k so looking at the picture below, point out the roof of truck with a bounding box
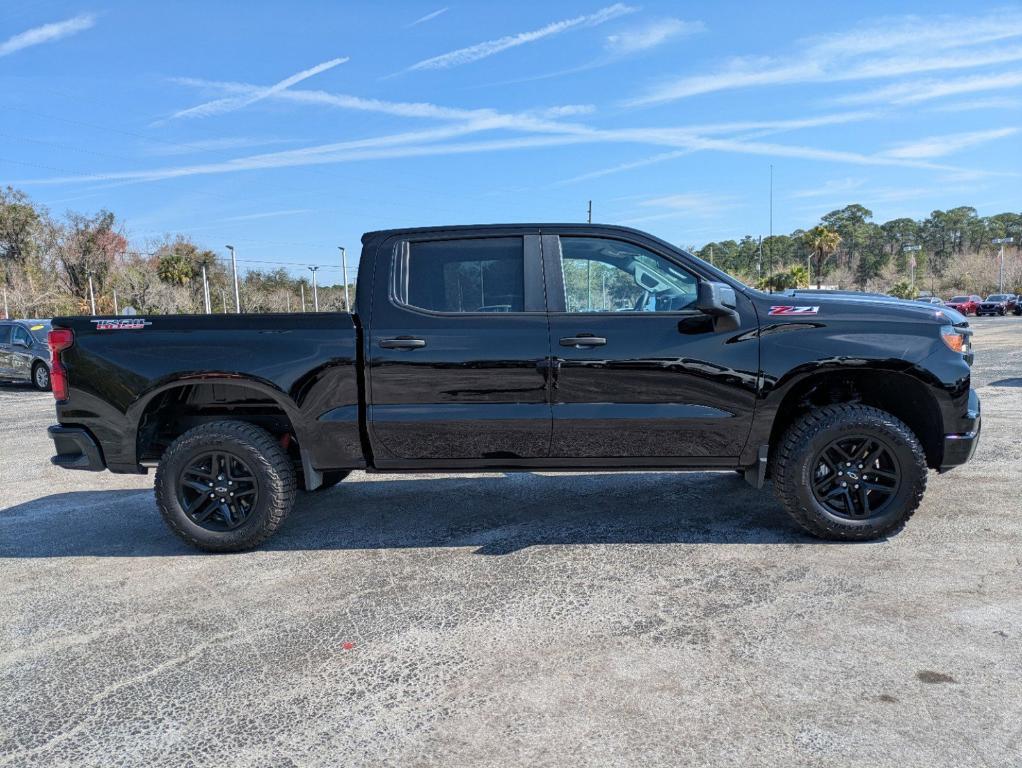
[361,223,656,242]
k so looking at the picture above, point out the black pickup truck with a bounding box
[46,224,980,551]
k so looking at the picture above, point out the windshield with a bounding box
[949,296,968,303]
[27,321,50,342]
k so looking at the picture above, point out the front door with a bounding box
[367,231,552,464]
[542,232,759,461]
[10,325,34,381]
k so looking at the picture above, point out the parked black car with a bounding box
[0,319,52,390]
[976,294,1018,316]
[45,225,980,551]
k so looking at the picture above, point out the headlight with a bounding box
[940,325,972,356]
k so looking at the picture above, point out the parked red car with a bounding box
[946,295,982,315]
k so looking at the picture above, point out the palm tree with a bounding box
[803,226,842,288]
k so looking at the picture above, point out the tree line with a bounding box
[2,185,1020,318]
[693,203,1022,296]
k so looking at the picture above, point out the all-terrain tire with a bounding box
[773,404,927,541]
[155,420,296,552]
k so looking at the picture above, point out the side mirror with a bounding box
[695,281,740,331]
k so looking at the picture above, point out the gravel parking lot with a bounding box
[2,317,1021,767]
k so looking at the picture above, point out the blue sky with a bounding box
[2,1,1021,280]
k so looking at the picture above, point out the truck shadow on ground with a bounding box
[0,472,835,558]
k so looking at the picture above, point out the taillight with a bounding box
[48,329,74,401]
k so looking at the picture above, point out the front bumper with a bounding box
[48,425,106,471]
[938,389,981,472]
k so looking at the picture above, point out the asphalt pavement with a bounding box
[1,317,1021,767]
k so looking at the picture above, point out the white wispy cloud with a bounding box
[0,13,96,57]
[627,9,1022,105]
[17,115,990,188]
[835,71,1022,106]
[145,137,298,156]
[404,3,635,71]
[160,58,348,122]
[220,209,314,222]
[882,127,1018,159]
[407,7,448,27]
[790,178,865,199]
[605,18,703,55]
[929,97,1020,113]
[620,193,736,225]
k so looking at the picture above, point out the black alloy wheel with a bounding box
[176,450,260,532]
[810,436,900,520]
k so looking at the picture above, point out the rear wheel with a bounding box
[32,362,50,391]
[155,420,296,552]
[773,404,926,541]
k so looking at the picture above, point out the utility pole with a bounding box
[221,290,227,314]
[757,236,763,277]
[339,246,350,312]
[903,244,921,287]
[2,286,8,319]
[993,237,1014,292]
[201,265,211,314]
[113,289,119,315]
[587,200,592,224]
[300,283,306,312]
[286,294,291,313]
[226,245,240,313]
[87,272,96,315]
[709,244,714,265]
[768,164,774,277]
[308,266,320,311]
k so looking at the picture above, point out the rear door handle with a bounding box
[379,337,427,350]
[559,335,607,348]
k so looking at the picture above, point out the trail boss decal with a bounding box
[91,318,152,330]
[769,305,820,316]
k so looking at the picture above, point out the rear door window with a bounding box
[0,325,11,344]
[398,237,525,313]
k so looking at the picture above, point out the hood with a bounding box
[765,289,968,326]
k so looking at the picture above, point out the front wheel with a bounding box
[155,420,296,552]
[773,404,927,541]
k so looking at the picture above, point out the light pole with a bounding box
[300,283,306,312]
[226,245,240,313]
[113,289,119,315]
[993,237,1014,293]
[308,266,320,311]
[87,272,96,315]
[2,286,8,319]
[903,244,922,287]
[201,265,211,314]
[338,246,350,312]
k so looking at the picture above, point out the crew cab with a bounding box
[46,224,981,551]
[976,294,1018,316]
[946,295,981,315]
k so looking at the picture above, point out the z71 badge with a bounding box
[91,318,152,330]
[769,305,819,316]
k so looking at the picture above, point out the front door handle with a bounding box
[559,335,607,348]
[379,337,427,350]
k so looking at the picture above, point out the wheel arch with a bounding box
[129,376,307,465]
[765,368,944,469]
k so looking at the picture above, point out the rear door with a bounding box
[542,231,760,462]
[366,230,552,464]
[0,323,12,378]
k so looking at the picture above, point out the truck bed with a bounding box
[51,313,362,474]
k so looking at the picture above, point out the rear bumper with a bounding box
[938,389,981,472]
[48,425,106,471]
